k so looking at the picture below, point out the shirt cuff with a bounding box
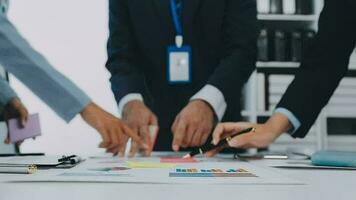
[274,107,301,135]
[118,93,144,117]
[190,84,227,121]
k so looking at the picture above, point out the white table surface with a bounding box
[1,154,355,200]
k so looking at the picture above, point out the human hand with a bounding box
[171,100,215,151]
[206,113,292,157]
[80,102,145,156]
[122,100,158,157]
[4,97,29,145]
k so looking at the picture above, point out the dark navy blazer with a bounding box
[106,0,258,150]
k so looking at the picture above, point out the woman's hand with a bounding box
[206,113,292,157]
[81,102,147,156]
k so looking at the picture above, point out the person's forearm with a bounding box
[275,0,356,138]
[107,0,147,106]
[265,112,293,138]
[207,0,257,107]
[0,14,91,122]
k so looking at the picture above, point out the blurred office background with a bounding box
[1,0,356,155]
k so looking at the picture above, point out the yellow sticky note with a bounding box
[126,161,176,169]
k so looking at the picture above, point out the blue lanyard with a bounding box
[169,0,184,47]
[169,0,182,36]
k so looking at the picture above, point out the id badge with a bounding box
[167,45,192,84]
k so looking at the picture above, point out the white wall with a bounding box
[7,0,115,155]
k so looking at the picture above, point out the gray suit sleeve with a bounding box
[0,75,17,106]
[0,14,91,122]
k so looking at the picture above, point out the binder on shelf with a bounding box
[282,0,296,15]
[257,28,269,61]
[270,0,283,14]
[257,29,314,63]
[257,0,270,14]
[296,0,314,15]
[274,30,288,61]
[290,30,302,62]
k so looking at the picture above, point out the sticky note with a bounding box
[8,113,41,143]
[126,161,176,169]
[160,157,198,163]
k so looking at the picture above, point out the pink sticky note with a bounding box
[8,113,41,143]
[160,157,198,163]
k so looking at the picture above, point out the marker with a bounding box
[183,127,256,158]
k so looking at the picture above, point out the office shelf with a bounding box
[257,14,318,21]
[256,61,300,68]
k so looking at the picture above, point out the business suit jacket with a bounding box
[277,0,356,138]
[106,0,258,150]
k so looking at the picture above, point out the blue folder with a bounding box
[311,151,356,168]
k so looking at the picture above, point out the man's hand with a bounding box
[206,113,292,157]
[122,100,158,157]
[80,102,145,156]
[4,97,29,145]
[171,100,215,151]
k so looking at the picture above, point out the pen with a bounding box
[0,165,37,174]
[183,127,256,158]
[67,156,82,164]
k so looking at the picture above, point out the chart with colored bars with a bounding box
[169,168,257,177]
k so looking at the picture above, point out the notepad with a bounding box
[8,113,41,143]
[311,150,356,168]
